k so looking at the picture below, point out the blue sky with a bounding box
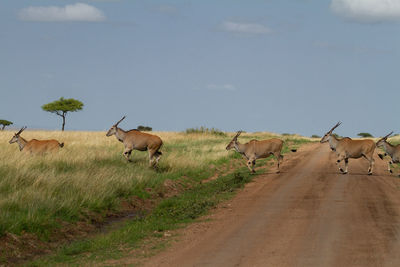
[1,0,399,137]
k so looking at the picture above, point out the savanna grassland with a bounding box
[388,135,400,145]
[0,130,312,265]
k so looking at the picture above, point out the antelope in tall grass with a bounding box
[376,131,400,177]
[320,122,376,175]
[226,131,296,173]
[9,127,64,153]
[106,116,163,167]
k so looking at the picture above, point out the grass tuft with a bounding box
[185,126,227,137]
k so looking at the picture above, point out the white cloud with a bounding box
[220,21,271,34]
[18,3,106,22]
[206,84,237,91]
[331,0,400,23]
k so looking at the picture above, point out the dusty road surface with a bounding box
[124,143,400,267]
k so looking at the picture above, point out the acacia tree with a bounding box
[137,125,152,131]
[0,119,13,130]
[357,132,373,138]
[42,97,84,131]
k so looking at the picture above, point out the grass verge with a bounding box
[29,169,255,266]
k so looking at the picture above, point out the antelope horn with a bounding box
[329,121,341,133]
[234,130,242,140]
[382,131,393,141]
[16,126,26,135]
[114,116,126,127]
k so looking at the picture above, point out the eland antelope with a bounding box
[320,122,376,175]
[376,131,400,177]
[106,116,163,167]
[9,127,64,153]
[226,131,296,173]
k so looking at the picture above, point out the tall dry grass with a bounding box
[0,130,309,238]
[387,135,400,145]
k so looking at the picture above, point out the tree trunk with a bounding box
[62,113,66,131]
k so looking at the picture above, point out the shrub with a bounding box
[311,135,321,138]
[185,127,226,137]
[357,132,373,138]
[137,125,152,131]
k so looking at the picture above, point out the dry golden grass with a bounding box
[0,129,310,238]
[388,135,400,144]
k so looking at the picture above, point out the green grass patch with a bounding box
[30,169,254,266]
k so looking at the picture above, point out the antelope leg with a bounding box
[274,152,282,173]
[367,158,374,175]
[343,158,349,174]
[337,155,346,173]
[247,159,256,173]
[123,149,132,162]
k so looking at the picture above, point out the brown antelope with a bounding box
[376,131,400,177]
[9,126,64,153]
[106,116,163,166]
[226,131,296,173]
[320,122,376,175]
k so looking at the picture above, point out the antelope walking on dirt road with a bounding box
[376,131,400,177]
[106,116,163,167]
[320,122,376,175]
[226,131,296,173]
[9,127,64,153]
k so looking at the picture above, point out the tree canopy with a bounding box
[357,132,373,138]
[137,125,152,131]
[42,97,84,131]
[42,97,83,114]
[0,119,13,130]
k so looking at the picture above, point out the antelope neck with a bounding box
[382,141,395,156]
[16,136,28,151]
[328,134,339,150]
[234,141,246,154]
[115,127,128,142]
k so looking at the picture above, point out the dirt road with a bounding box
[138,143,400,266]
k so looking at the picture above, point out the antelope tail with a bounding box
[59,142,64,148]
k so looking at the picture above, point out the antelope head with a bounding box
[9,126,26,144]
[320,122,341,143]
[106,116,126,136]
[376,131,393,148]
[226,131,242,150]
